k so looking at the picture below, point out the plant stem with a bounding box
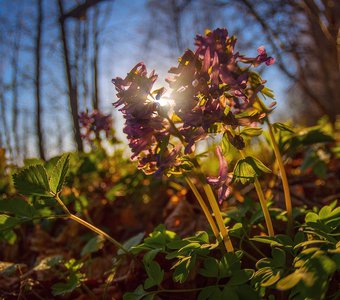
[266,118,293,232]
[54,194,129,254]
[166,117,233,251]
[185,176,220,239]
[238,149,275,236]
[202,182,234,253]
[253,178,275,236]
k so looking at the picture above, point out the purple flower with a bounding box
[239,46,275,67]
[207,146,232,204]
[166,28,275,153]
[79,110,113,141]
[112,63,182,174]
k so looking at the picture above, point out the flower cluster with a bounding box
[79,110,113,141]
[113,28,274,202]
[112,63,181,174]
[167,28,274,154]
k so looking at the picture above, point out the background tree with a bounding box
[35,0,46,160]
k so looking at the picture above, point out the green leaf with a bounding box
[276,272,303,290]
[233,156,271,184]
[305,212,319,223]
[142,249,163,288]
[272,122,294,133]
[198,286,222,300]
[240,127,263,138]
[198,257,219,278]
[221,132,231,155]
[319,205,333,220]
[123,285,150,300]
[251,236,283,247]
[0,215,22,231]
[13,165,51,197]
[52,272,82,296]
[261,270,281,287]
[222,286,239,300]
[144,261,164,288]
[299,129,334,145]
[228,269,254,285]
[229,223,243,237]
[81,236,105,256]
[294,239,333,249]
[0,198,36,218]
[173,255,196,283]
[23,158,44,166]
[118,232,145,255]
[49,154,70,194]
[261,86,275,98]
[271,248,286,268]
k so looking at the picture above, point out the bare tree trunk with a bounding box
[0,89,13,160]
[58,0,83,152]
[92,6,100,110]
[22,108,29,160]
[81,20,89,109]
[35,0,45,160]
[11,17,21,161]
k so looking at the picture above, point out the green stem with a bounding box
[266,119,293,233]
[54,194,129,254]
[166,117,233,251]
[185,176,220,239]
[253,178,275,236]
[202,182,234,253]
[238,149,275,236]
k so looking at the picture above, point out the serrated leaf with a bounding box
[81,235,105,256]
[0,198,36,218]
[13,165,51,197]
[49,154,70,195]
[23,158,44,166]
[233,156,271,184]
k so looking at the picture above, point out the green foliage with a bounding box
[12,153,70,197]
[80,235,105,256]
[233,156,271,184]
[52,259,84,296]
[13,165,51,197]
[240,127,263,138]
[48,154,70,194]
